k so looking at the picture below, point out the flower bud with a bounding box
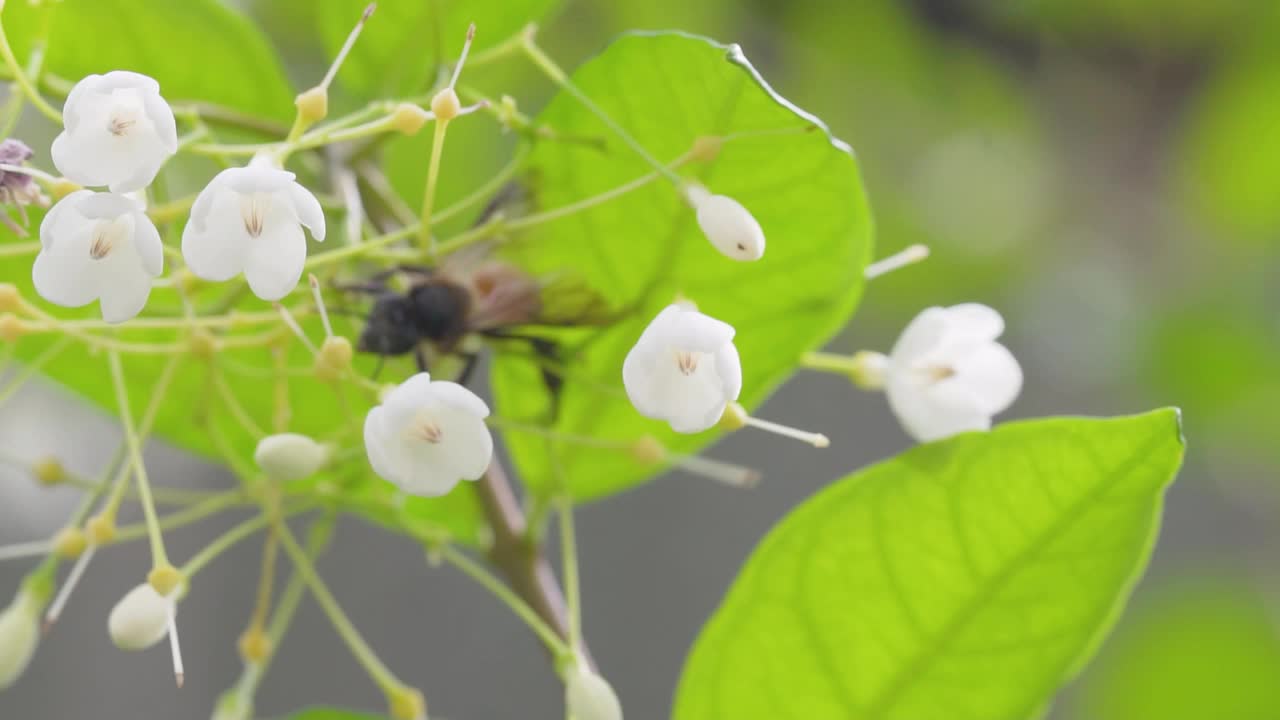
[0,588,41,689]
[237,628,272,663]
[52,528,87,559]
[86,514,116,545]
[108,582,172,651]
[0,313,27,342]
[295,87,329,125]
[254,433,329,481]
[683,183,765,262]
[389,103,431,135]
[565,665,623,720]
[314,335,354,381]
[387,685,426,720]
[0,283,19,312]
[430,88,462,121]
[32,456,66,486]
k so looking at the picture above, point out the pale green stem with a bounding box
[110,491,246,544]
[0,8,60,122]
[417,118,450,253]
[106,349,170,567]
[800,351,859,374]
[275,519,404,693]
[436,544,572,661]
[101,353,181,519]
[0,336,72,407]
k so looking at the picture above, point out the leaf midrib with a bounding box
[857,429,1169,720]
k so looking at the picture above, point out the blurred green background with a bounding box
[4,0,1280,717]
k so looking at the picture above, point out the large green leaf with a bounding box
[491,32,873,500]
[1,0,293,118]
[315,0,561,97]
[1069,576,1280,720]
[674,410,1184,720]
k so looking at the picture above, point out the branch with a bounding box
[474,458,595,670]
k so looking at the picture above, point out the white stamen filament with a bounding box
[168,608,185,688]
[241,193,270,238]
[449,23,477,89]
[44,544,96,631]
[308,275,334,338]
[414,419,443,444]
[865,244,930,280]
[89,219,125,260]
[107,114,137,137]
[0,539,53,562]
[322,3,377,90]
[674,350,700,375]
[673,453,761,488]
[274,303,318,355]
[742,415,830,448]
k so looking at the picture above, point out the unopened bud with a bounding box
[0,283,19,312]
[497,94,520,129]
[683,183,765,262]
[565,664,623,720]
[188,329,220,359]
[688,135,722,163]
[630,436,666,465]
[295,86,329,125]
[52,528,87,559]
[87,514,116,545]
[0,588,41,689]
[430,87,461,121]
[31,456,66,485]
[0,313,27,342]
[108,582,172,651]
[314,335,353,381]
[389,103,431,135]
[387,685,426,720]
[148,564,185,597]
[254,433,329,481]
[237,628,272,663]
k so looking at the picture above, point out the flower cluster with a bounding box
[30,71,326,323]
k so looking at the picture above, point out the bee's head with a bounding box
[358,294,422,356]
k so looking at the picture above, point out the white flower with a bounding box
[181,164,326,301]
[683,184,764,261]
[33,190,163,323]
[363,372,494,497]
[883,303,1022,442]
[51,71,177,193]
[0,588,40,690]
[622,304,742,433]
[565,665,623,720]
[254,433,330,481]
[108,583,173,651]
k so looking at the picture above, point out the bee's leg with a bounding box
[455,351,482,387]
[414,346,430,374]
[370,354,386,381]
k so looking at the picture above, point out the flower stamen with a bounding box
[241,193,270,238]
[674,349,700,375]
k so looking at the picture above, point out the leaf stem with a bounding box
[0,8,60,123]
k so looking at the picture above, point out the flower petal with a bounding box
[943,303,1005,343]
[132,211,164,277]
[889,306,949,364]
[952,342,1022,415]
[428,380,491,419]
[289,181,326,242]
[32,243,99,308]
[886,373,991,442]
[182,189,252,282]
[143,92,178,154]
[364,407,404,484]
[243,222,306,300]
[98,268,154,323]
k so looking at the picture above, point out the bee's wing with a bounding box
[526,274,618,327]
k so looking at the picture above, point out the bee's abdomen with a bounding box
[409,281,472,342]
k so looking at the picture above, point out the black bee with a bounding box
[343,244,617,391]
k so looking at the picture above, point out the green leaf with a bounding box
[491,32,873,500]
[673,410,1185,720]
[1069,575,1280,720]
[315,0,561,97]
[1,0,293,118]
